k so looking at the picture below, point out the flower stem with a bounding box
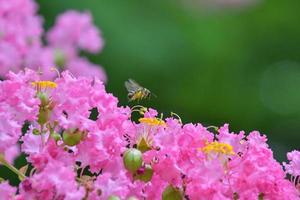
[0,154,26,181]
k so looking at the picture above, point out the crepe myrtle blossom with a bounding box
[0,69,299,200]
[0,0,106,81]
[284,150,300,190]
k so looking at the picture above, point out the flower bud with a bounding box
[134,165,153,182]
[123,148,143,173]
[32,128,40,135]
[108,195,120,200]
[62,128,83,146]
[162,185,183,200]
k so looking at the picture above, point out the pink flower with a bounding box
[0,181,16,200]
[0,114,21,153]
[67,57,107,81]
[152,155,182,185]
[284,150,300,177]
[227,131,299,199]
[217,124,245,152]
[0,69,39,153]
[0,69,299,199]
[0,0,43,76]
[21,132,74,170]
[47,10,104,53]
[89,172,131,200]
[0,1,106,80]
[0,42,22,74]
[142,174,167,199]
[19,161,85,200]
[3,145,19,164]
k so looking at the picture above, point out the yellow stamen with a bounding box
[201,141,235,156]
[31,81,57,89]
[139,117,166,127]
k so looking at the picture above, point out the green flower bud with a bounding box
[134,165,153,182]
[32,128,40,135]
[123,148,143,172]
[108,195,120,200]
[62,128,83,146]
[162,185,183,200]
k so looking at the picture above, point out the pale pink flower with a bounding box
[47,10,104,53]
[4,145,19,164]
[0,1,106,80]
[284,150,300,177]
[90,172,131,200]
[19,161,85,200]
[0,181,16,200]
[67,57,107,81]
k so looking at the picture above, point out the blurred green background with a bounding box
[35,0,300,161]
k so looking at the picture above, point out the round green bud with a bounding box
[62,129,83,146]
[108,195,120,200]
[123,148,143,173]
[32,128,40,135]
[134,165,153,182]
[162,185,183,200]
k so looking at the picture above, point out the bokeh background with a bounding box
[34,0,300,161]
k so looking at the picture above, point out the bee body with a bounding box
[125,79,151,101]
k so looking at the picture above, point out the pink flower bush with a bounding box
[0,0,106,81]
[0,68,299,200]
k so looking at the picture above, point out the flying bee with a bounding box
[125,79,152,101]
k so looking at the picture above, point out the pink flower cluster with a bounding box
[0,0,106,81]
[0,69,299,200]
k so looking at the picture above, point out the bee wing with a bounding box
[125,79,142,93]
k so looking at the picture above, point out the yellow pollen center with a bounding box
[139,117,166,127]
[201,141,235,156]
[31,81,57,89]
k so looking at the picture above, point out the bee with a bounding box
[125,79,151,101]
